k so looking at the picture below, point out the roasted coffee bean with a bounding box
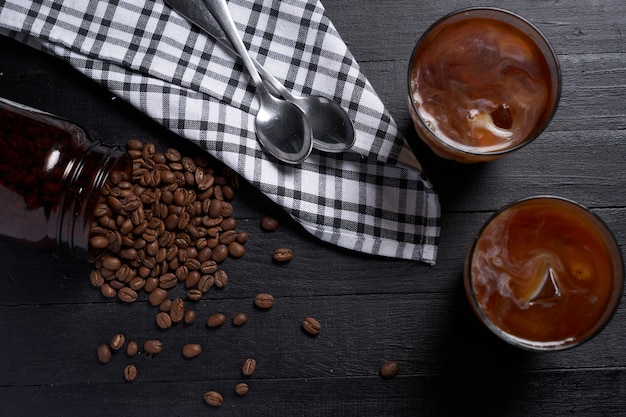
[228,241,245,258]
[236,231,249,244]
[129,276,146,291]
[208,199,222,218]
[214,270,228,288]
[380,360,400,379]
[170,297,185,323]
[100,283,117,298]
[102,255,122,271]
[156,311,172,329]
[222,184,236,201]
[97,343,112,364]
[144,277,159,292]
[109,279,125,290]
[273,248,293,263]
[220,201,233,217]
[143,339,163,354]
[118,287,138,303]
[220,217,237,231]
[182,343,202,358]
[184,309,197,325]
[185,270,201,289]
[124,364,138,382]
[185,258,201,271]
[200,260,218,274]
[219,229,237,245]
[242,358,256,376]
[235,383,249,396]
[90,270,105,288]
[197,274,214,293]
[126,341,139,357]
[148,288,168,306]
[203,390,223,407]
[187,288,203,301]
[89,235,109,249]
[254,293,275,309]
[110,333,126,350]
[159,298,173,313]
[302,317,322,335]
[260,215,279,231]
[206,313,227,328]
[232,312,248,327]
[127,139,143,150]
[159,272,177,289]
[211,244,229,263]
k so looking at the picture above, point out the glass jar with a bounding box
[0,97,130,259]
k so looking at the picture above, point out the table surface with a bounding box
[2,1,626,416]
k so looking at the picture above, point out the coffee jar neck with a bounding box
[0,97,129,260]
[55,141,128,259]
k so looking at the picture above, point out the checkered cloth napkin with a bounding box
[0,0,440,263]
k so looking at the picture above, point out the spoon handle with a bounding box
[202,0,266,90]
[164,0,291,98]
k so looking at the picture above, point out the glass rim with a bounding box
[464,195,624,351]
[407,7,563,158]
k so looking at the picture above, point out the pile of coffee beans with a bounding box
[87,139,395,409]
[88,139,246,326]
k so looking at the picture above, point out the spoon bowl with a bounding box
[202,0,312,164]
[255,88,313,162]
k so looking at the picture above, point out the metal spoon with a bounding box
[196,0,312,164]
[164,0,355,153]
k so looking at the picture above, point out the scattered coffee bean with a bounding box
[97,343,112,364]
[110,333,126,350]
[159,298,173,313]
[228,241,245,258]
[182,343,202,358]
[156,311,172,329]
[148,288,168,306]
[242,358,257,376]
[186,288,203,301]
[206,313,227,328]
[169,297,185,323]
[184,309,196,325]
[302,317,322,336]
[214,270,228,288]
[254,293,275,309]
[235,382,249,396]
[143,339,164,354]
[232,312,248,327]
[273,247,293,263]
[380,360,400,379]
[126,341,139,357]
[203,390,223,407]
[124,364,138,382]
[260,215,279,231]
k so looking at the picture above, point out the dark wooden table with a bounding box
[2,1,626,416]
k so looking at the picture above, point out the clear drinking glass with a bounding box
[464,196,623,350]
[407,8,561,163]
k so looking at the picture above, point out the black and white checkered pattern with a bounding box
[0,0,441,263]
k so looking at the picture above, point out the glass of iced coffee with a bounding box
[408,8,561,162]
[464,196,623,350]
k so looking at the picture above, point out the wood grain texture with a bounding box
[1,0,626,416]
